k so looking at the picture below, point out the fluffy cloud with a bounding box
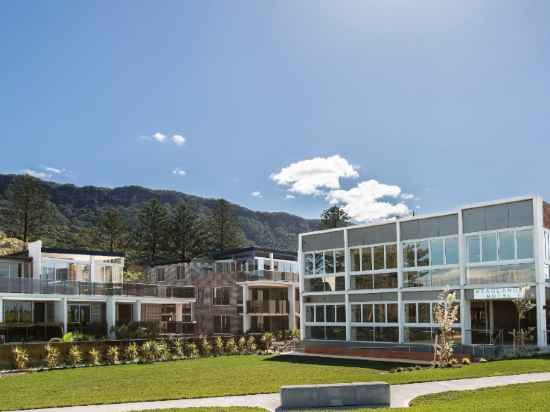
[271,155,358,195]
[44,166,64,175]
[22,166,69,181]
[401,193,415,200]
[152,132,166,142]
[172,134,186,146]
[22,169,50,179]
[172,168,187,176]
[285,194,295,200]
[326,179,410,222]
[251,191,263,198]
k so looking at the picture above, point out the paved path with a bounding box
[16,372,550,412]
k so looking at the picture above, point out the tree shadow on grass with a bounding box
[263,354,409,372]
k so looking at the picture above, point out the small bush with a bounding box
[173,338,185,358]
[88,347,102,366]
[157,342,171,361]
[125,342,139,362]
[448,358,459,366]
[225,337,237,354]
[68,345,82,367]
[214,336,224,356]
[261,332,274,351]
[237,336,247,354]
[200,336,212,357]
[13,346,30,369]
[106,346,120,365]
[246,336,257,353]
[185,342,199,358]
[141,341,158,363]
[45,344,60,369]
[462,357,471,365]
[62,332,74,343]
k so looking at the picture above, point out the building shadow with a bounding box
[263,354,407,371]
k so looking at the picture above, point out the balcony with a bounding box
[237,270,299,283]
[0,278,195,299]
[247,299,289,315]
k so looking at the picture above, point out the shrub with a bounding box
[225,337,237,354]
[462,357,471,365]
[141,341,158,363]
[13,346,30,369]
[68,345,82,367]
[45,344,60,369]
[261,332,274,351]
[62,332,74,343]
[157,342,171,361]
[246,336,257,353]
[214,336,224,356]
[173,338,185,358]
[185,342,199,358]
[125,342,139,363]
[237,336,247,354]
[291,329,300,339]
[88,347,102,366]
[200,336,212,356]
[448,358,459,367]
[106,346,120,364]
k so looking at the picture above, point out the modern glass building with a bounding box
[299,196,550,354]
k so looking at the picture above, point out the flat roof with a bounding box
[42,247,125,258]
[212,247,297,261]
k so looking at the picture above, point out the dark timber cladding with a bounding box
[462,199,533,233]
[400,214,458,241]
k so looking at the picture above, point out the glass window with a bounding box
[430,239,444,266]
[386,244,397,269]
[373,272,398,289]
[405,303,417,323]
[324,251,335,274]
[481,233,497,262]
[363,304,373,323]
[315,306,325,323]
[335,250,345,273]
[375,304,386,323]
[326,305,335,322]
[304,253,314,275]
[314,253,324,275]
[403,243,416,268]
[0,263,9,278]
[468,236,481,263]
[387,304,398,323]
[351,274,372,290]
[445,237,459,265]
[351,304,362,322]
[336,305,346,323]
[498,231,515,261]
[306,306,314,322]
[517,229,534,259]
[351,249,361,272]
[373,246,385,270]
[417,241,429,267]
[403,271,420,288]
[418,303,431,323]
[361,247,372,271]
[212,287,231,305]
[335,276,346,291]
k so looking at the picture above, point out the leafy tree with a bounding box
[168,202,208,261]
[134,199,168,265]
[5,175,52,242]
[0,231,24,256]
[320,206,351,229]
[96,207,127,252]
[208,199,246,253]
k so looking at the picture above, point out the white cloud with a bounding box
[326,179,411,223]
[172,168,187,176]
[271,155,359,195]
[172,134,186,146]
[22,169,50,179]
[285,194,295,200]
[401,193,415,200]
[251,191,263,198]
[153,132,166,142]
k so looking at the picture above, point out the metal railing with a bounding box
[235,270,299,283]
[0,278,195,299]
[247,300,289,314]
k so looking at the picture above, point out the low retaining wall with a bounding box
[281,382,390,408]
[303,344,435,363]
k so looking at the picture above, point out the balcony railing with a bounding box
[247,299,289,314]
[0,278,195,299]
[237,270,299,283]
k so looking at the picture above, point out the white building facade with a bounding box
[299,196,550,351]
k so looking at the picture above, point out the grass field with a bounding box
[1,355,550,411]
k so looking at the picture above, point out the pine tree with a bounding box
[168,202,208,261]
[320,206,351,229]
[208,199,246,253]
[97,207,127,252]
[135,199,168,265]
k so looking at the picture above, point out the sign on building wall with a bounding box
[473,287,522,300]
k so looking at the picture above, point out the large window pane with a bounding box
[326,305,335,322]
[468,236,481,263]
[335,276,346,291]
[430,239,444,266]
[314,252,324,275]
[386,244,397,269]
[373,273,398,289]
[417,241,429,267]
[315,306,325,323]
[324,251,335,274]
[403,243,416,268]
[351,304,362,322]
[0,263,9,278]
[351,274,372,290]
[445,237,459,264]
[387,304,398,323]
[375,304,386,323]
[306,306,314,322]
[373,246,385,270]
[405,303,417,323]
[335,250,345,273]
[351,249,361,272]
[336,305,346,322]
[352,327,374,341]
[481,233,497,262]
[418,303,431,323]
[361,247,372,271]
[363,304,373,323]
[517,230,534,259]
[498,231,515,261]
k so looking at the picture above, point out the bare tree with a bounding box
[433,289,460,367]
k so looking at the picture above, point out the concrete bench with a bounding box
[280,382,390,409]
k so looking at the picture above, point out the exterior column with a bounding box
[396,221,404,343]
[458,206,468,346]
[242,285,251,333]
[536,285,546,347]
[90,256,96,283]
[106,298,116,337]
[534,197,547,347]
[0,298,3,323]
[344,228,351,342]
[175,303,183,322]
[461,292,471,344]
[298,234,305,340]
[61,298,68,334]
[133,301,142,322]
[288,284,296,331]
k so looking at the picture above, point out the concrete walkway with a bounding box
[16,372,550,412]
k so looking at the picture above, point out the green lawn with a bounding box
[135,381,550,411]
[2,355,550,411]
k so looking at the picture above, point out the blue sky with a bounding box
[2,1,550,221]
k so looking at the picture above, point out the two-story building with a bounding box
[298,196,550,357]
[148,247,300,335]
[0,241,195,342]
